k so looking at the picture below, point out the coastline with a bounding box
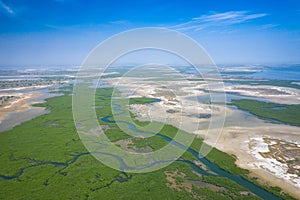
[125,77,300,199]
[205,125,300,198]
[0,87,60,132]
[132,102,300,198]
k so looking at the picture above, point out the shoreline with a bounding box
[122,76,300,198]
[0,88,60,132]
[205,125,300,198]
[131,102,300,198]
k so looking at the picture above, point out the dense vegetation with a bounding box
[0,87,295,199]
[231,99,300,126]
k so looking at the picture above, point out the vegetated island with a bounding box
[231,99,300,126]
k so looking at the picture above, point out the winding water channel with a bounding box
[101,101,282,200]
[0,100,282,199]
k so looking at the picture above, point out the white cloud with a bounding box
[0,0,15,15]
[171,11,268,32]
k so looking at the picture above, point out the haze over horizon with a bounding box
[0,0,299,66]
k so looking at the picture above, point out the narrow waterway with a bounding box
[100,101,282,200]
[0,99,282,199]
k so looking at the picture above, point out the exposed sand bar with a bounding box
[206,125,300,198]
[117,76,300,198]
[0,88,60,132]
[0,107,49,132]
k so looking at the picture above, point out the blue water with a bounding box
[226,65,300,81]
[188,93,271,104]
[99,102,282,200]
[255,66,300,80]
[271,106,286,110]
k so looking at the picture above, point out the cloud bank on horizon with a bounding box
[0,0,299,66]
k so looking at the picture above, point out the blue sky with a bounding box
[0,0,299,66]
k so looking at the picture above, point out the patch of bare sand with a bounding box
[164,169,227,198]
[109,76,300,198]
[0,92,40,121]
[114,138,153,153]
[201,125,300,198]
[130,100,300,198]
[222,85,300,104]
[0,90,51,132]
[0,84,55,91]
